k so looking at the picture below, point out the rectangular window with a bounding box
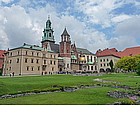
[31,59,34,63]
[26,51,28,55]
[91,66,93,70]
[54,55,56,58]
[10,52,12,56]
[87,56,89,62]
[10,60,12,64]
[88,66,90,70]
[18,51,20,55]
[26,66,29,71]
[52,67,54,71]
[32,52,34,56]
[43,53,45,57]
[54,61,56,65]
[101,64,102,67]
[103,59,105,62]
[95,66,97,70]
[104,64,106,67]
[107,58,109,61]
[31,67,34,71]
[67,64,69,68]
[37,52,39,56]
[100,59,102,62]
[25,58,28,63]
[36,59,39,64]
[107,63,109,66]
[38,66,40,71]
[9,67,11,71]
[91,56,93,62]
[50,60,52,65]
[44,60,46,64]
[17,58,19,63]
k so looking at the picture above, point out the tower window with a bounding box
[49,33,51,37]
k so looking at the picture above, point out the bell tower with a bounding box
[42,16,55,48]
[59,27,71,57]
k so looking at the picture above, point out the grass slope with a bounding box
[0,87,117,105]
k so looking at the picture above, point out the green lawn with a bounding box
[0,73,140,105]
[0,75,96,95]
[0,87,117,105]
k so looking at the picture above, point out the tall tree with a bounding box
[109,60,114,72]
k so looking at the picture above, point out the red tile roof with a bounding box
[0,50,6,69]
[0,50,5,59]
[118,46,140,58]
[96,46,140,58]
[96,48,120,58]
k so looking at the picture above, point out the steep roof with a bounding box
[49,42,59,53]
[61,28,70,36]
[77,48,94,55]
[96,48,120,58]
[118,46,140,57]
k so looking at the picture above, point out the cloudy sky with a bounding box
[0,0,140,53]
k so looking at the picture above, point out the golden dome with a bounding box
[79,57,86,61]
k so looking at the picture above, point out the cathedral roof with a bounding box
[61,28,70,36]
[77,48,94,55]
[49,42,59,53]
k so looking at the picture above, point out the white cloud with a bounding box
[115,16,140,38]
[75,0,127,28]
[0,3,109,52]
[109,36,137,50]
[112,14,131,23]
[0,0,140,52]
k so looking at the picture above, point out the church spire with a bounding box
[61,27,71,42]
[42,16,55,43]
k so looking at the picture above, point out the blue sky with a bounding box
[0,0,140,52]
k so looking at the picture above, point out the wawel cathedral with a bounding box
[3,17,98,76]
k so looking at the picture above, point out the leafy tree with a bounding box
[136,61,140,76]
[115,56,137,72]
[109,60,114,72]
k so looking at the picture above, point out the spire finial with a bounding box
[48,15,50,20]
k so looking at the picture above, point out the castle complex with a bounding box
[2,17,98,76]
[1,17,140,76]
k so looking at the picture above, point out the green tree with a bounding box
[136,61,140,76]
[115,56,138,72]
[109,60,114,72]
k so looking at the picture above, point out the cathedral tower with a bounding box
[59,27,71,58]
[41,16,55,48]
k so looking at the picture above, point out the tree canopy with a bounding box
[115,55,140,74]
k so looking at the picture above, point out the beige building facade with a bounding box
[3,44,58,76]
[97,55,120,72]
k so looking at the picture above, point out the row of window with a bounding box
[87,66,97,71]
[8,58,56,65]
[100,58,109,62]
[26,66,40,71]
[9,51,56,58]
[100,63,109,67]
